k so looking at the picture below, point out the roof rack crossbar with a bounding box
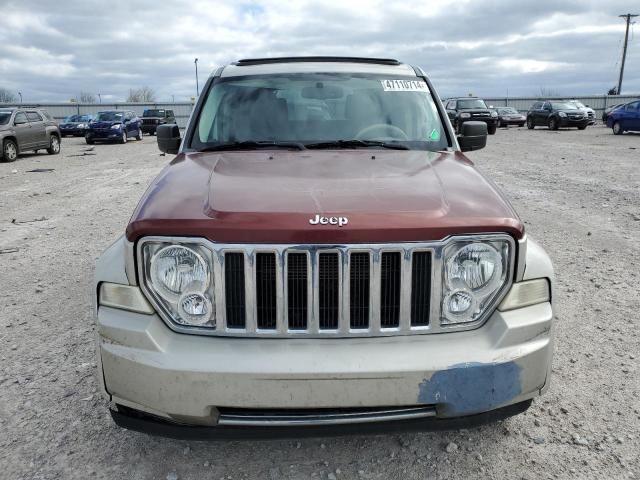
[233,56,401,66]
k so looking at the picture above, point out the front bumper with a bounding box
[87,129,122,141]
[97,300,553,431]
[60,126,87,136]
[142,124,159,134]
[558,118,589,128]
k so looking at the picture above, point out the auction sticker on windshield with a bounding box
[381,79,429,92]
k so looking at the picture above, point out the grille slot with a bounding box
[380,252,401,328]
[318,253,340,329]
[256,253,277,329]
[350,252,370,329]
[410,251,431,326]
[224,252,246,328]
[287,253,308,330]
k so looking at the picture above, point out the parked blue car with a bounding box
[607,100,640,135]
[85,110,143,144]
[59,114,93,137]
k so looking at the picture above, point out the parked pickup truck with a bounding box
[94,57,554,438]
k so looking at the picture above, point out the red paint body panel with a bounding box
[126,150,524,244]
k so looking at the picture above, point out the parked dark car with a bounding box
[602,103,625,123]
[86,110,142,144]
[0,108,61,162]
[607,100,640,135]
[141,109,176,135]
[445,97,498,135]
[526,101,589,130]
[59,114,94,137]
[495,107,526,127]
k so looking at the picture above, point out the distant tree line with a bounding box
[0,88,17,103]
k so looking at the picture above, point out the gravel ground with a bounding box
[0,126,639,480]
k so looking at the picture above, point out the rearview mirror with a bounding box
[157,124,181,154]
[458,121,487,152]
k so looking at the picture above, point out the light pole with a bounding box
[18,91,22,104]
[171,94,175,103]
[97,93,102,103]
[194,58,199,96]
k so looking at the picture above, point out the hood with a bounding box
[90,121,120,129]
[0,123,10,132]
[60,122,86,127]
[126,150,524,244]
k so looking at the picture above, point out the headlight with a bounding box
[491,111,498,117]
[442,239,511,325]
[141,241,215,328]
[460,112,471,118]
[110,123,122,129]
[77,123,86,128]
[558,112,567,118]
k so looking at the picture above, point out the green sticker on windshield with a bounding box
[430,129,440,141]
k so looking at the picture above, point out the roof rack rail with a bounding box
[233,56,402,66]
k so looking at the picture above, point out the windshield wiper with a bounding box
[305,139,409,150]
[198,141,306,152]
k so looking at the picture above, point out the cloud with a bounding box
[0,0,638,102]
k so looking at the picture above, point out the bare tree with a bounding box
[0,88,17,104]
[537,87,560,97]
[79,91,96,103]
[127,86,156,103]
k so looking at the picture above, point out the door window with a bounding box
[26,112,44,122]
[14,112,28,124]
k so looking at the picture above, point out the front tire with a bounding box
[578,125,587,130]
[2,139,18,162]
[527,117,535,129]
[135,128,143,141]
[612,121,623,135]
[46,135,60,155]
[119,130,127,144]
[487,124,497,135]
[548,117,558,130]
[85,135,94,145]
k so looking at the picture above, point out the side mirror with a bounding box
[157,124,181,154]
[458,121,487,152]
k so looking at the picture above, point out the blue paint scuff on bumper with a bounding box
[418,361,522,416]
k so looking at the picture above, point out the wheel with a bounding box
[518,123,525,127]
[487,125,497,135]
[46,135,60,155]
[135,127,143,141]
[2,139,18,162]
[548,117,558,130]
[526,117,534,129]
[85,135,94,145]
[578,125,587,130]
[119,130,127,144]
[612,121,623,135]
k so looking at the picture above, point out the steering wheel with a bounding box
[354,124,409,141]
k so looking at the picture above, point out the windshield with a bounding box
[498,107,518,114]
[191,73,448,151]
[64,114,91,122]
[96,111,124,121]
[0,112,11,125]
[551,102,578,110]
[144,109,165,117]
[457,99,487,109]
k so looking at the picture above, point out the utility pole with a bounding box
[18,91,22,104]
[617,13,638,94]
[194,58,199,96]
[97,93,102,103]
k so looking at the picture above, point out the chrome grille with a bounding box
[204,244,444,337]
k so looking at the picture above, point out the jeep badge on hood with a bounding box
[309,215,349,227]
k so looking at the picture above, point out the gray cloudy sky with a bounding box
[1,0,639,102]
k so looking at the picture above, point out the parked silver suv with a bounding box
[0,108,61,162]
